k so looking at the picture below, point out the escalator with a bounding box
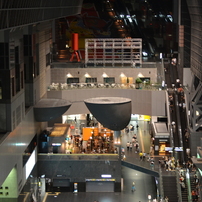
[164,60,190,201]
[162,175,178,202]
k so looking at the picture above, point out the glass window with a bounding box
[103,77,115,84]
[67,78,80,84]
[85,77,97,83]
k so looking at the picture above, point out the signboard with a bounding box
[175,147,183,151]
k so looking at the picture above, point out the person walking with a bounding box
[131,181,136,192]
[139,151,143,161]
[164,196,169,202]
[126,142,130,151]
[129,142,133,151]
[135,141,139,152]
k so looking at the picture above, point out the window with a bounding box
[46,53,50,66]
[67,78,79,84]
[12,77,15,96]
[103,77,115,84]
[85,78,97,83]
[21,71,24,89]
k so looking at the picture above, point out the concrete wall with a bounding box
[50,66,158,85]
[0,21,52,195]
[37,155,122,192]
[190,131,202,156]
[0,108,43,193]
[46,88,166,116]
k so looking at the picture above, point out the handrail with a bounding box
[158,166,164,201]
[47,82,165,91]
[185,169,192,202]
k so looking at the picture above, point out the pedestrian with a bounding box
[125,127,129,134]
[129,142,133,151]
[136,124,139,130]
[191,190,196,201]
[135,141,139,151]
[139,151,143,160]
[142,152,146,161]
[126,142,130,151]
[131,181,136,192]
[180,181,185,192]
[130,125,134,132]
[150,157,154,166]
[164,196,169,202]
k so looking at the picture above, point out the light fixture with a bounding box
[114,137,121,145]
[120,72,126,77]
[137,73,144,77]
[52,143,62,146]
[84,72,91,78]
[66,73,73,78]
[102,72,108,78]
[101,174,111,178]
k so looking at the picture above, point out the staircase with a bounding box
[162,175,178,202]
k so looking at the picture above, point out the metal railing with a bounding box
[47,82,164,91]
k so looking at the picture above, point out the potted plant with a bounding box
[135,78,142,89]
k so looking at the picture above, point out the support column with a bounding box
[114,131,121,161]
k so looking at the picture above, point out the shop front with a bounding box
[154,138,170,156]
[152,122,170,155]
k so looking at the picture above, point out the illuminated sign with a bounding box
[52,143,61,146]
[86,179,115,181]
[165,147,173,152]
[101,174,111,178]
[175,147,183,151]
